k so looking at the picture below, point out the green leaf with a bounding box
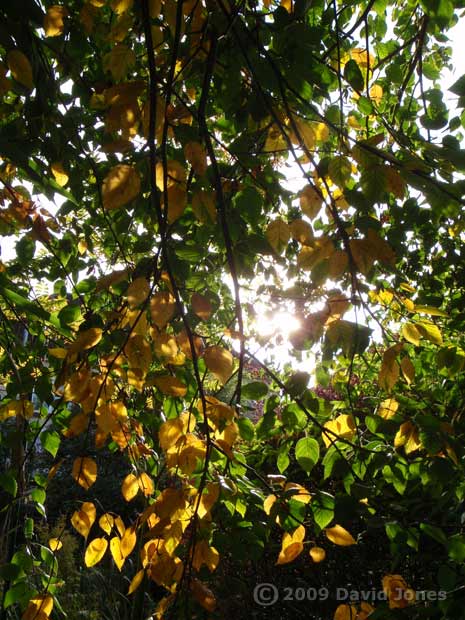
[0,471,18,497]
[242,381,269,400]
[40,430,61,457]
[344,59,364,91]
[447,534,465,561]
[311,492,335,532]
[294,436,320,474]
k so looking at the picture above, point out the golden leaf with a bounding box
[289,218,314,244]
[191,292,212,321]
[137,472,154,497]
[22,596,53,620]
[190,578,216,612]
[369,83,383,104]
[276,525,305,565]
[48,538,63,552]
[382,574,415,609]
[378,344,402,392]
[126,277,150,309]
[84,537,108,567]
[44,5,68,37]
[333,604,358,620]
[378,398,399,420]
[72,457,97,490]
[128,569,145,594]
[325,524,357,546]
[121,525,137,558]
[71,502,96,538]
[291,116,315,151]
[197,482,220,519]
[68,327,103,354]
[152,332,179,361]
[402,322,421,346]
[176,330,203,358]
[51,162,69,186]
[184,141,208,176]
[111,0,133,14]
[384,166,406,199]
[122,473,139,502]
[266,218,291,254]
[309,546,326,562]
[401,356,415,385]
[297,236,334,270]
[0,400,34,421]
[7,50,33,90]
[159,412,192,450]
[99,513,115,535]
[164,184,187,223]
[150,291,176,328]
[263,494,277,515]
[322,414,356,448]
[153,375,187,397]
[103,44,136,81]
[203,346,234,384]
[155,159,186,191]
[394,421,422,454]
[110,537,125,571]
[102,164,140,210]
[48,347,67,359]
[299,184,323,219]
[416,320,442,345]
[284,482,312,504]
[192,540,220,572]
[125,334,152,373]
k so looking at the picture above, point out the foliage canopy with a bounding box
[1,0,465,618]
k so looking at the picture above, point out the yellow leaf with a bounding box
[128,569,145,594]
[191,292,212,321]
[203,345,234,384]
[378,345,402,392]
[121,525,137,558]
[378,398,399,420]
[51,162,69,186]
[48,347,67,359]
[369,83,383,104]
[111,0,133,14]
[190,578,216,612]
[0,400,34,421]
[44,5,68,37]
[284,482,312,504]
[415,305,448,317]
[155,159,186,191]
[163,184,187,223]
[289,218,314,244]
[137,472,154,497]
[333,604,358,620]
[297,236,334,270]
[69,327,103,354]
[184,141,208,176]
[122,473,139,501]
[384,166,406,199]
[153,375,187,397]
[322,414,356,448]
[197,482,220,519]
[126,277,150,309]
[192,189,217,223]
[276,526,305,565]
[299,184,323,219]
[84,537,108,567]
[263,494,277,515]
[266,218,290,254]
[159,412,192,450]
[48,538,63,552]
[150,291,176,328]
[7,50,33,90]
[102,164,140,210]
[71,502,96,538]
[103,44,136,81]
[72,457,97,490]
[382,574,415,609]
[110,537,125,571]
[416,320,443,345]
[394,421,422,454]
[99,513,115,535]
[22,595,53,620]
[125,334,152,373]
[402,322,421,346]
[325,524,357,546]
[291,116,315,151]
[192,540,220,572]
[401,356,415,385]
[309,546,326,562]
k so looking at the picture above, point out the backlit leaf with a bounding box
[7,50,33,90]
[266,218,290,254]
[325,524,357,546]
[72,457,97,490]
[102,164,140,210]
[44,5,68,37]
[84,538,108,567]
[309,546,326,562]
[204,346,233,384]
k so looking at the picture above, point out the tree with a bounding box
[1,0,465,618]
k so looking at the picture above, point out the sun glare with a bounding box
[253,311,301,340]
